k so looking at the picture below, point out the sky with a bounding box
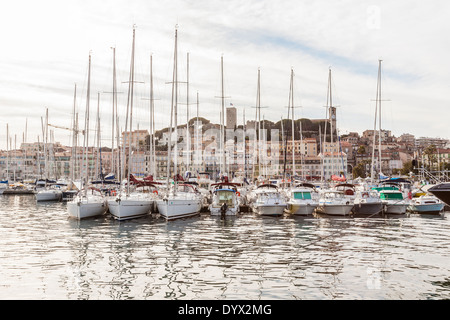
[0,0,449,150]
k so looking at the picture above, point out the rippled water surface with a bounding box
[1,195,449,300]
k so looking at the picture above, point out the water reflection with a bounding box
[0,195,449,299]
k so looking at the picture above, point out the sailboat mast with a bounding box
[243,109,247,179]
[84,53,92,193]
[378,60,382,177]
[221,56,225,175]
[371,59,382,182]
[44,108,49,182]
[195,91,200,171]
[126,26,136,195]
[174,26,179,191]
[328,68,334,179]
[290,68,295,183]
[111,47,117,180]
[150,54,156,177]
[186,52,190,172]
[6,124,9,182]
[166,26,178,191]
[95,92,101,180]
[71,84,77,182]
[256,68,261,180]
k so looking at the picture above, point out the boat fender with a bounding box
[236,191,240,197]
[111,190,117,196]
[346,201,350,205]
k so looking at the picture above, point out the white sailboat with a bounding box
[36,184,63,202]
[107,26,154,221]
[316,69,354,216]
[68,52,108,219]
[35,109,63,202]
[156,26,202,220]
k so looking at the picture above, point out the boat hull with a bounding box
[67,199,107,219]
[285,202,317,216]
[352,202,383,215]
[210,205,239,216]
[316,204,354,216]
[36,190,63,202]
[253,204,286,216]
[62,190,78,201]
[408,203,445,214]
[107,197,153,221]
[383,203,408,214]
[428,183,450,206]
[156,198,202,220]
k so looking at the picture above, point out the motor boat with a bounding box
[353,190,383,215]
[408,195,445,214]
[209,183,240,216]
[378,189,409,214]
[316,189,354,216]
[250,184,287,216]
[428,183,450,207]
[284,183,318,216]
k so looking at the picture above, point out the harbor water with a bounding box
[0,194,449,300]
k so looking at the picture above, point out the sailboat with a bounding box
[316,68,353,216]
[35,109,63,202]
[282,68,318,215]
[67,52,108,219]
[107,26,155,221]
[156,26,202,220]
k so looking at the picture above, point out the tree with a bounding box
[400,160,413,176]
[423,144,437,170]
[353,160,370,178]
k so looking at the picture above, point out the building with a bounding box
[122,129,149,150]
[226,107,237,129]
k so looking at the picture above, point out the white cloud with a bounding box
[0,0,448,151]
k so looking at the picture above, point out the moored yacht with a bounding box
[251,184,287,216]
[67,187,108,219]
[316,189,354,216]
[209,183,240,216]
[156,183,202,220]
[284,183,319,216]
[408,195,445,214]
[107,185,156,221]
[35,184,63,202]
[428,183,450,207]
[378,189,409,214]
[353,189,383,215]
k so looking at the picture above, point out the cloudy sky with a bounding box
[0,0,449,150]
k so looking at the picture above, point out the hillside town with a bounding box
[1,106,449,184]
